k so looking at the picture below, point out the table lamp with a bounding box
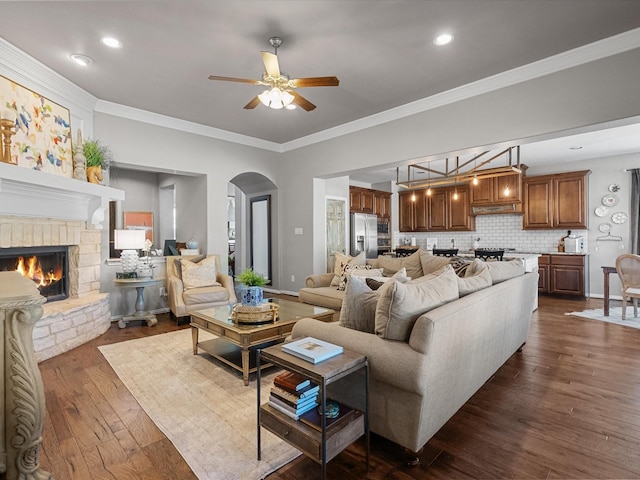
[114,229,146,274]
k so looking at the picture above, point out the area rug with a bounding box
[98,329,300,480]
[566,306,640,330]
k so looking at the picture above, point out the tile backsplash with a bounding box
[394,214,587,253]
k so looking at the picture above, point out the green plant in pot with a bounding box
[83,139,112,184]
[236,268,268,306]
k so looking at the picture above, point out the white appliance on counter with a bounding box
[350,213,378,259]
[564,236,585,253]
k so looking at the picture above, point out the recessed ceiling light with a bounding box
[434,33,454,46]
[69,53,93,66]
[101,37,122,48]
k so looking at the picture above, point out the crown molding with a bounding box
[282,27,640,152]
[0,38,97,120]
[94,100,283,153]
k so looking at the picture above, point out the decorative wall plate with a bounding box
[612,212,628,224]
[608,184,620,192]
[602,194,619,207]
[598,222,611,233]
[595,206,609,217]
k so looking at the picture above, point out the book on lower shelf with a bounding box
[282,337,344,364]
[271,383,320,401]
[299,400,357,432]
[268,398,319,421]
[273,371,312,392]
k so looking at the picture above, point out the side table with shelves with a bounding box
[257,343,369,479]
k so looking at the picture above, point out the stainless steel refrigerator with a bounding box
[350,213,378,258]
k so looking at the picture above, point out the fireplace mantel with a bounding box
[0,163,124,228]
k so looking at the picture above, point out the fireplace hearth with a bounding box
[0,246,69,302]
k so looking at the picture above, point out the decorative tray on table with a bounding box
[231,303,279,324]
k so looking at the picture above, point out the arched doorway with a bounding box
[229,172,278,288]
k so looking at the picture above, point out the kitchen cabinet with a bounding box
[523,170,590,230]
[349,187,374,214]
[350,187,391,219]
[373,191,391,219]
[469,172,522,206]
[399,190,428,232]
[538,254,586,297]
[399,186,474,232]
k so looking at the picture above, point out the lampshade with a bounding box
[114,229,146,250]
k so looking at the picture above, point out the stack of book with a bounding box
[269,371,319,420]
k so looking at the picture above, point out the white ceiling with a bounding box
[3,1,640,182]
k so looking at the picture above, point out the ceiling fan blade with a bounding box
[243,96,261,109]
[208,75,261,85]
[261,51,280,77]
[292,76,340,88]
[291,91,316,111]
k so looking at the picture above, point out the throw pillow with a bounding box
[484,259,525,284]
[366,278,386,291]
[401,249,424,280]
[375,265,459,342]
[376,255,405,276]
[464,258,488,277]
[339,275,378,333]
[449,256,472,277]
[181,256,220,289]
[418,250,451,276]
[174,254,207,278]
[365,267,410,290]
[338,265,384,291]
[330,252,367,287]
[457,266,492,296]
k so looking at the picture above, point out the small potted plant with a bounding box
[83,139,112,184]
[236,268,268,306]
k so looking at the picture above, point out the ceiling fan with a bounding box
[208,36,339,111]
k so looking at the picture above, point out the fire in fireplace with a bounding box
[0,246,69,302]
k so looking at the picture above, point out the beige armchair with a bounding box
[166,254,236,324]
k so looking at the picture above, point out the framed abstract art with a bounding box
[0,74,73,178]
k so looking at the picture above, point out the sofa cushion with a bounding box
[298,286,345,310]
[339,275,378,333]
[484,259,525,284]
[375,265,459,342]
[330,252,366,287]
[338,265,383,291]
[182,285,229,305]
[419,250,452,276]
[181,256,220,289]
[457,265,492,296]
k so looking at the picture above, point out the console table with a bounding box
[114,277,163,328]
[602,266,616,316]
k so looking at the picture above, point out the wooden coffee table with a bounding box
[190,298,334,385]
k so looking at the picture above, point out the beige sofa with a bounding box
[291,262,538,462]
[166,254,236,324]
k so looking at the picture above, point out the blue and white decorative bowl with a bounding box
[237,285,263,306]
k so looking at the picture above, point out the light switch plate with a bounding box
[294,227,303,235]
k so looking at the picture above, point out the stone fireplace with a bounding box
[0,245,69,302]
[0,162,124,362]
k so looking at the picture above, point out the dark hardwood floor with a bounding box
[36,294,640,479]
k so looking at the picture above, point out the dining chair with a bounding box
[474,249,505,261]
[432,248,458,257]
[615,254,640,320]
